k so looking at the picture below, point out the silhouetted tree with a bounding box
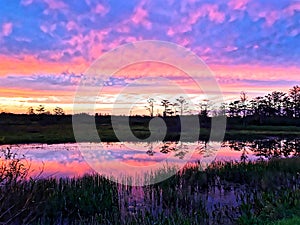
[289,85,300,118]
[248,98,259,116]
[228,100,241,117]
[146,142,154,156]
[171,102,179,116]
[27,107,35,115]
[265,91,286,116]
[36,105,45,114]
[282,95,293,117]
[240,91,248,118]
[145,98,155,117]
[218,103,227,116]
[53,107,64,115]
[176,96,188,116]
[199,99,210,117]
[161,99,171,117]
[256,96,270,124]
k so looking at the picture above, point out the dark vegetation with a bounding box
[0,113,299,144]
[1,147,300,224]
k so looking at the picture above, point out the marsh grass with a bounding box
[269,216,300,225]
[1,114,300,144]
[1,147,300,224]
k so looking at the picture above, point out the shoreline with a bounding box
[0,127,299,145]
[0,114,299,144]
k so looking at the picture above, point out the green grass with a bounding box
[1,123,300,144]
[268,216,300,225]
[0,114,300,144]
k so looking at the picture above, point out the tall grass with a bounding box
[1,147,300,224]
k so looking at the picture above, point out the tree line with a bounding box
[23,85,300,119]
[145,96,190,117]
[144,85,300,119]
[227,85,300,118]
[27,105,65,115]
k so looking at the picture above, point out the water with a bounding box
[0,139,299,178]
[1,139,299,224]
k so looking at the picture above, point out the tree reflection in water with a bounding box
[227,138,300,160]
[145,142,155,156]
[158,142,189,159]
[143,139,300,162]
[249,139,297,159]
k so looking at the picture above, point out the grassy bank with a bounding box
[269,217,300,225]
[0,114,300,144]
[1,147,300,224]
[1,124,300,144]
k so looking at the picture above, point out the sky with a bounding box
[0,0,300,114]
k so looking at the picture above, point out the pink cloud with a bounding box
[258,10,280,26]
[180,3,225,34]
[40,23,56,34]
[102,35,140,52]
[224,46,238,52]
[0,53,88,76]
[64,29,111,60]
[20,0,33,6]
[228,0,250,10]
[178,37,191,48]
[284,2,300,16]
[206,5,226,23]
[248,2,300,27]
[2,23,13,36]
[94,3,110,16]
[210,64,300,83]
[131,7,147,24]
[66,21,78,31]
[189,4,225,24]
[168,4,225,38]
[116,25,130,33]
[131,1,152,30]
[167,27,175,37]
[44,0,68,10]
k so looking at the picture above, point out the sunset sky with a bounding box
[0,0,300,114]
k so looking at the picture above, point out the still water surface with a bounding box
[1,139,299,178]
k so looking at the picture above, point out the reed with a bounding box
[1,147,300,224]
